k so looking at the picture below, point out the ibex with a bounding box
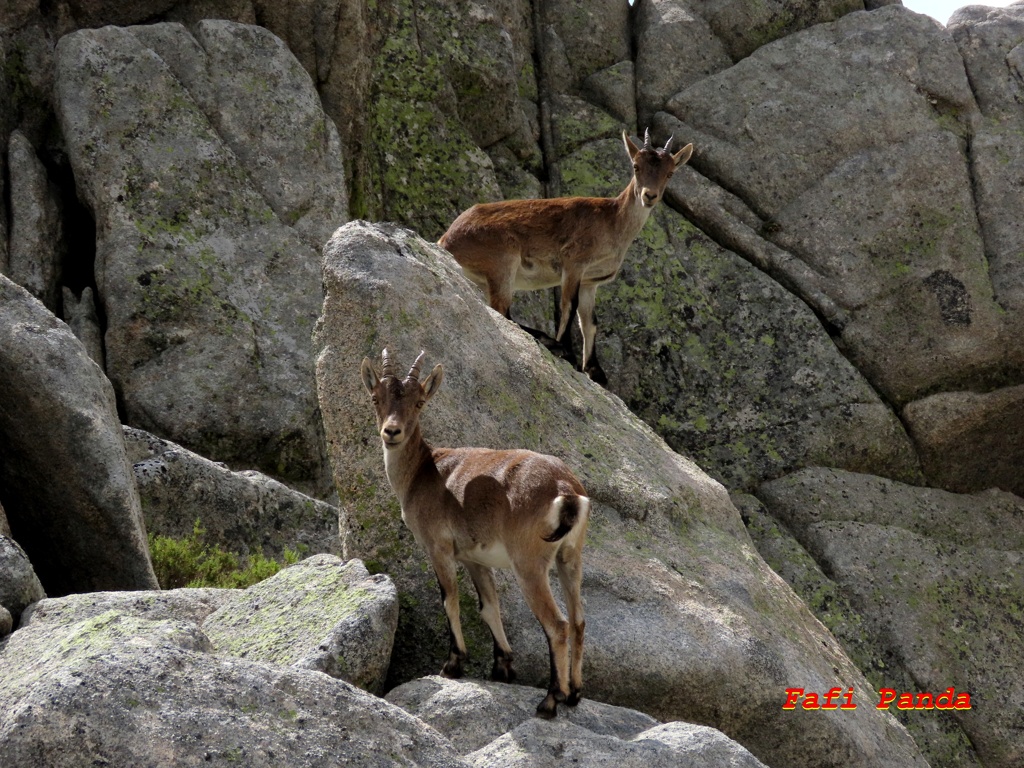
[439,129,693,385]
[361,349,590,718]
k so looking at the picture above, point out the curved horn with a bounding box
[381,348,397,378]
[663,134,673,152]
[642,127,651,149]
[408,351,427,381]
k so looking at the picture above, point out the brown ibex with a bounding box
[439,129,693,384]
[361,349,590,718]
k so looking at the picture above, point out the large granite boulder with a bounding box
[0,275,157,595]
[0,534,45,631]
[53,21,346,496]
[0,608,467,767]
[314,221,926,768]
[389,676,769,768]
[758,468,1024,767]
[202,554,399,693]
[125,426,342,559]
[540,136,920,492]
[660,5,1015,406]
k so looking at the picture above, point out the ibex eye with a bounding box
[416,400,425,409]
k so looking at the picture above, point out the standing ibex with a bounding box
[439,129,693,384]
[361,349,590,718]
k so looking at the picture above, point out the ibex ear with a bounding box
[422,363,444,400]
[673,143,694,167]
[622,130,640,160]
[360,357,379,394]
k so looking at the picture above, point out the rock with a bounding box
[948,5,1024,348]
[387,675,659,754]
[466,718,768,767]
[202,555,398,693]
[0,605,11,638]
[663,5,1014,405]
[683,0,864,61]
[389,676,767,767]
[0,610,468,768]
[20,588,235,629]
[0,275,158,595]
[0,535,45,627]
[632,0,731,127]
[53,22,340,496]
[736,492,981,767]
[7,129,63,311]
[547,137,920,491]
[544,0,630,87]
[758,468,1024,767]
[902,384,1024,497]
[314,220,926,768]
[60,285,104,367]
[124,426,341,560]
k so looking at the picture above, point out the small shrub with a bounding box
[148,519,301,589]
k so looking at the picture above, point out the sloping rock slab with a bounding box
[0,611,467,768]
[758,468,1024,767]
[465,718,767,768]
[0,275,157,595]
[20,587,234,629]
[54,21,342,494]
[202,554,398,693]
[314,220,926,768]
[387,675,659,754]
[125,426,341,559]
[0,535,45,630]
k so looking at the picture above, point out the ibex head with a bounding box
[623,128,694,208]
[361,349,443,448]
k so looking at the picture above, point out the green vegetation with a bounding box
[148,519,300,589]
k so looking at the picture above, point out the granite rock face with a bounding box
[53,21,344,496]
[0,275,157,596]
[314,221,926,768]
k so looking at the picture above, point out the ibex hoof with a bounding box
[441,658,465,679]
[566,688,583,706]
[535,695,559,719]
[584,364,608,387]
[491,658,516,683]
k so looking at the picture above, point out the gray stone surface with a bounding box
[20,588,234,630]
[0,610,468,768]
[387,675,660,754]
[202,555,398,693]
[903,384,1024,497]
[758,468,1024,767]
[54,22,341,496]
[314,221,926,768]
[7,130,63,311]
[125,426,341,560]
[0,275,158,596]
[0,535,45,627]
[662,5,1014,405]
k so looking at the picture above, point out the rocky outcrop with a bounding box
[125,426,342,560]
[202,554,398,693]
[388,676,769,767]
[1,599,466,768]
[0,533,45,632]
[0,275,157,596]
[757,468,1024,768]
[53,21,346,496]
[315,221,925,768]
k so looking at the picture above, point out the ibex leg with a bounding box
[465,562,515,683]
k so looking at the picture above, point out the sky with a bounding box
[902,0,1020,25]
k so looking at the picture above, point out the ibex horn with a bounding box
[664,134,673,151]
[408,351,427,381]
[642,127,651,149]
[381,348,397,378]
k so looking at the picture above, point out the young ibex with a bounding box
[439,129,693,385]
[361,349,590,718]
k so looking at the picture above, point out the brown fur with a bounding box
[439,131,693,383]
